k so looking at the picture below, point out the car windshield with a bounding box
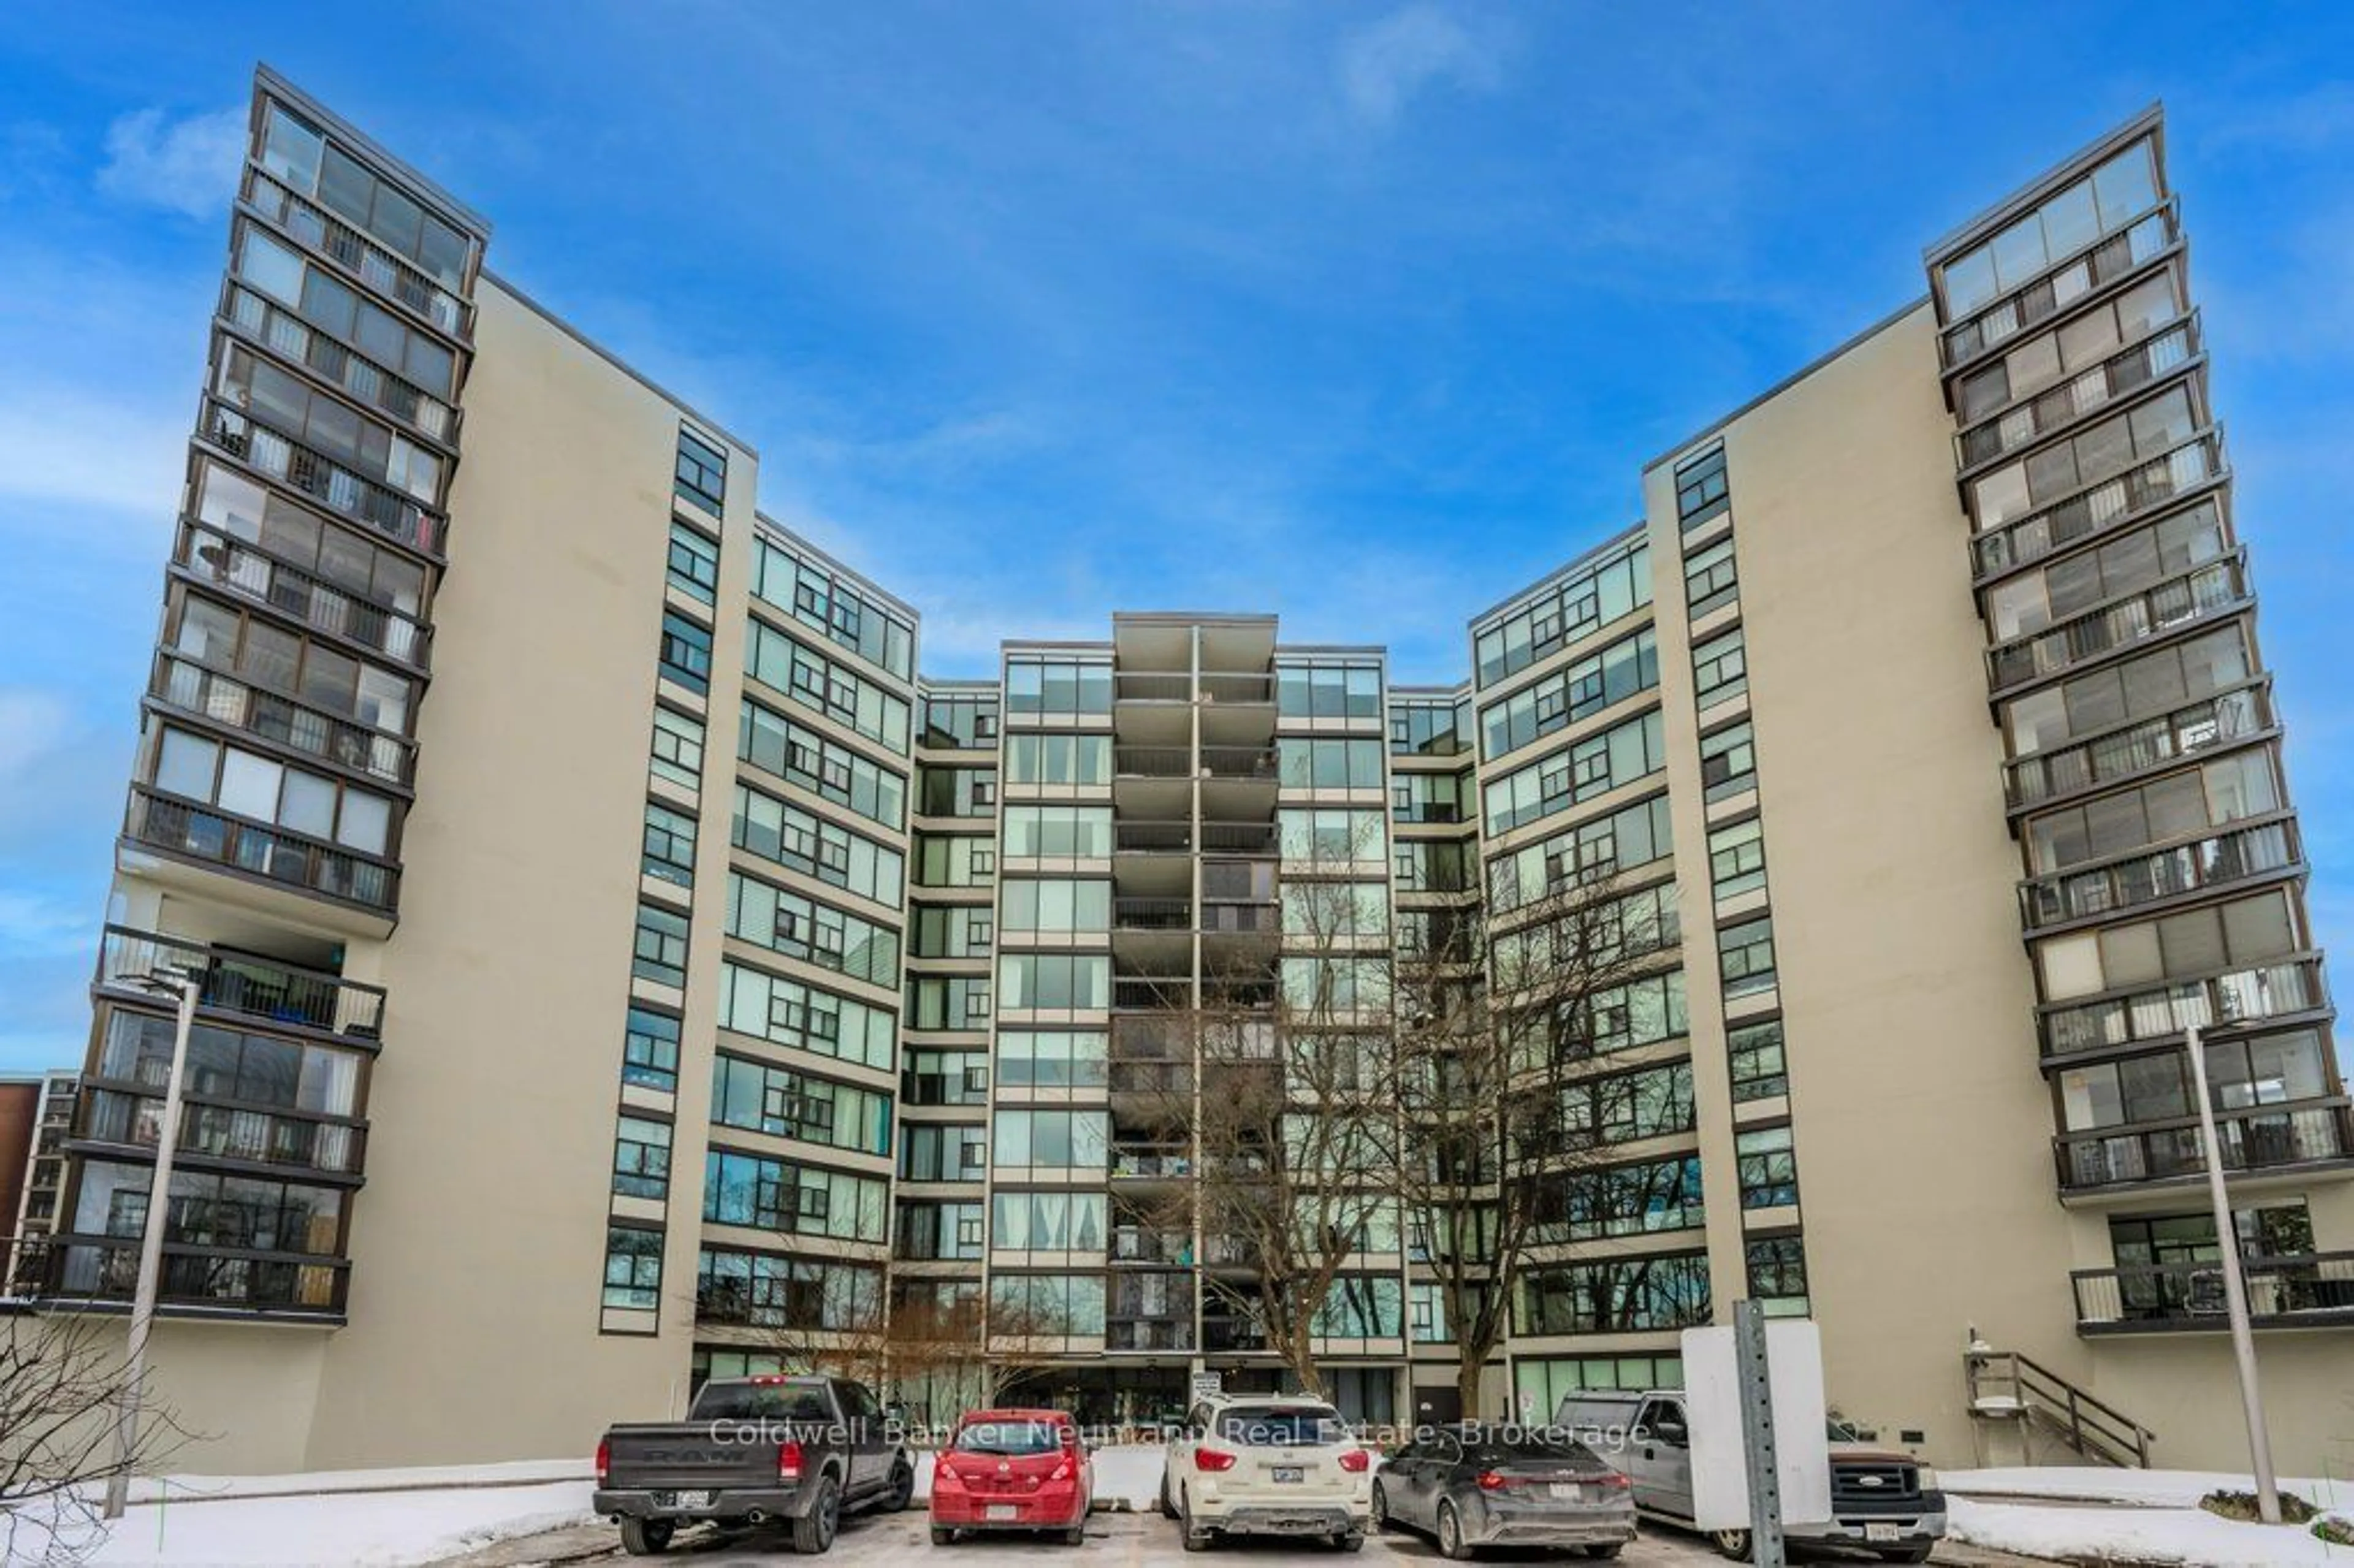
[1216,1406,1350,1445]
[1465,1432,1600,1465]
[688,1383,832,1421]
[954,1420,1064,1456]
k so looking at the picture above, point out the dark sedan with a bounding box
[1373,1424,1637,1560]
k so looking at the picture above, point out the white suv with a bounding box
[1158,1393,1373,1553]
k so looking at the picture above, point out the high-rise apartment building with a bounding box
[23,72,2350,1476]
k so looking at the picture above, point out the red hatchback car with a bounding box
[929,1408,1094,1546]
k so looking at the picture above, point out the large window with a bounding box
[1005,733,1110,786]
[1562,970,1688,1059]
[230,219,460,396]
[1533,1155,1704,1243]
[659,611,712,695]
[1277,661,1384,720]
[1002,805,1113,858]
[613,1116,672,1198]
[697,1247,882,1331]
[997,954,1111,1011]
[1718,916,1778,999]
[1476,540,1651,687]
[905,975,994,1030]
[750,534,915,682]
[214,346,441,503]
[1557,1060,1696,1145]
[676,427,728,515]
[1280,808,1388,868]
[1392,770,1467,824]
[746,619,913,755]
[1970,385,2201,531]
[1684,536,1739,617]
[1518,1252,1709,1336]
[1986,499,2223,643]
[1278,737,1387,791]
[989,1273,1107,1336]
[997,1032,1109,1089]
[642,801,698,886]
[993,1109,1110,1170]
[1390,698,1473,757]
[710,1054,893,1155]
[1708,818,1767,901]
[2003,623,2252,758]
[604,1225,663,1310]
[718,959,897,1070]
[919,766,997,818]
[632,902,690,987]
[732,782,905,908]
[623,1005,681,1092]
[2033,887,2298,1002]
[739,699,907,829]
[921,691,999,748]
[991,1190,1107,1250]
[74,1159,343,1257]
[703,1147,888,1241]
[1959,274,2185,427]
[1938,139,2160,317]
[897,1200,985,1262]
[1005,658,1112,718]
[166,592,413,736]
[1313,1276,1404,1338]
[1692,627,1746,707]
[1736,1125,1799,1209]
[1727,1019,1788,1101]
[2024,752,2277,875]
[1002,878,1111,934]
[650,706,706,790]
[1746,1235,1811,1317]
[1699,721,1756,802]
[1479,628,1659,760]
[915,833,997,888]
[258,102,473,287]
[668,520,719,604]
[149,726,397,857]
[901,1123,988,1181]
[1487,793,1672,911]
[1675,445,1728,530]
[910,904,994,959]
[726,872,901,988]
[1482,708,1669,835]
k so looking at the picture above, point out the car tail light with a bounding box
[935,1461,964,1489]
[1338,1448,1372,1474]
[1050,1461,1072,1482]
[1598,1471,1631,1490]
[1194,1446,1236,1472]
[1476,1469,1512,1491]
[779,1440,804,1482]
[595,1439,609,1485]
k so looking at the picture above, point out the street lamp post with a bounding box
[101,966,200,1522]
[2182,1019,2282,1524]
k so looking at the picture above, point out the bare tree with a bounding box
[1157,847,1402,1400]
[1,1303,191,1567]
[1393,862,1680,1418]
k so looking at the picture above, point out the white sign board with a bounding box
[1189,1372,1222,1401]
[1680,1319,1834,1531]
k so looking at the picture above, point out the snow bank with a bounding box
[1951,1496,2354,1567]
[27,1478,596,1567]
[1945,1468,2349,1510]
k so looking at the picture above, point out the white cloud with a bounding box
[96,104,245,219]
[1338,6,1503,127]
[0,688,75,777]
[0,384,188,521]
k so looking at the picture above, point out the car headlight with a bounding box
[1916,1466,1939,1491]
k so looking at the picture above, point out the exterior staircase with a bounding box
[1964,1348,2155,1468]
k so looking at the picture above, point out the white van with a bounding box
[1553,1390,1946,1563]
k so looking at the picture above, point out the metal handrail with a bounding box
[1965,1347,2153,1466]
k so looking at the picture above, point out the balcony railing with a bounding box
[1109,1061,1193,1095]
[1988,557,2246,692]
[1203,822,1279,855]
[2022,818,2296,931]
[2007,687,2268,810]
[1943,207,2176,368]
[1203,1318,1270,1352]
[2057,1100,2352,1191]
[1110,1016,1189,1059]
[1200,674,1274,704]
[1111,1227,1195,1265]
[1114,747,1191,778]
[1115,897,1193,932]
[1114,821,1192,852]
[223,283,455,443]
[97,925,386,1038]
[2040,956,2325,1061]
[204,402,443,558]
[1114,978,1192,1011]
[1115,672,1192,702]
[1972,431,2223,580]
[1200,900,1279,935]
[153,654,413,787]
[126,786,399,914]
[79,1088,364,1177]
[1111,1147,1193,1179]
[178,524,431,670]
[2073,1250,2354,1331]
[245,168,470,339]
[1959,321,2198,468]
[1105,1319,1196,1351]
[1202,747,1279,780]
[45,1234,349,1316]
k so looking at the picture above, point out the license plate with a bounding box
[1549,1482,1582,1500]
[1271,1466,1304,1484]
[653,1490,714,1509]
[1865,1523,1901,1543]
[985,1504,1018,1521]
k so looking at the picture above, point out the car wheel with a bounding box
[1582,1545,1625,1560]
[883,1457,915,1513]
[1180,1486,1211,1553]
[1877,1548,1935,1565]
[1062,1523,1086,1545]
[930,1525,954,1547]
[1371,1479,1393,1530]
[1714,1528,1753,1562]
[793,1474,840,1555]
[1335,1528,1365,1553]
[619,1517,674,1556]
[1436,1499,1474,1560]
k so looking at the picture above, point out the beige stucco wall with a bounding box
[291,278,752,1469]
[1647,303,2090,1466]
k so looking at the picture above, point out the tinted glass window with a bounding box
[1216,1406,1349,1445]
[954,1420,1064,1455]
[690,1381,833,1421]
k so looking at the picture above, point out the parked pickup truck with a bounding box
[593,1373,914,1555]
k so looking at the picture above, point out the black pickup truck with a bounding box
[593,1373,914,1555]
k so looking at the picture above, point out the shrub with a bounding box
[2198,1488,2318,1524]
[2312,1514,2354,1547]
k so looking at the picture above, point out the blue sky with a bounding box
[2,3,2350,1073]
